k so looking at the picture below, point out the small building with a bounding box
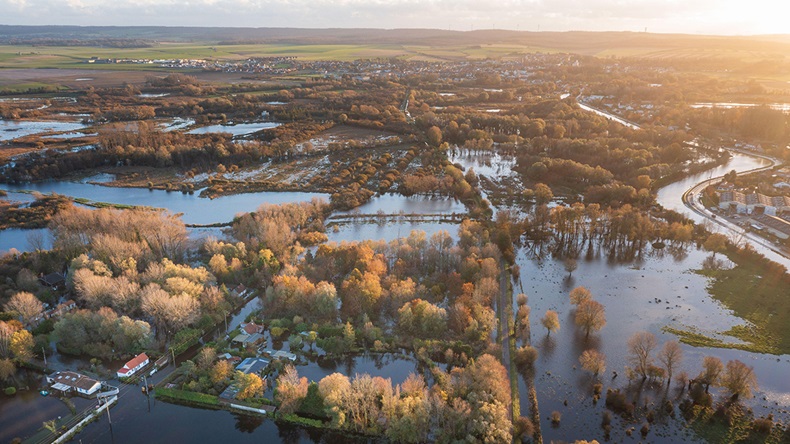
[39,272,66,291]
[219,353,242,365]
[232,332,265,347]
[235,357,270,375]
[47,371,101,397]
[117,353,150,378]
[261,349,297,362]
[242,322,264,335]
[154,355,169,368]
[230,284,249,298]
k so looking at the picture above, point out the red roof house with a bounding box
[242,322,264,335]
[117,353,150,378]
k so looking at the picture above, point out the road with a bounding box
[574,95,790,269]
[680,149,790,269]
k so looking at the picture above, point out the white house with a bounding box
[117,353,150,378]
[47,371,101,397]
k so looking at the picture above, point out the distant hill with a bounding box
[1,26,789,59]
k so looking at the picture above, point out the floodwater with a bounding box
[577,102,640,130]
[516,247,790,443]
[0,179,328,225]
[0,227,51,253]
[0,379,95,443]
[326,221,459,244]
[0,120,88,142]
[187,122,281,136]
[336,193,466,216]
[691,102,790,112]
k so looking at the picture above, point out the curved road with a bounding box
[574,96,790,268]
[680,149,790,269]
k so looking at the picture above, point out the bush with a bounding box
[752,416,773,434]
[601,410,612,427]
[514,416,534,439]
[5,387,16,396]
[605,388,635,417]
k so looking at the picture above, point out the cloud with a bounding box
[0,0,781,35]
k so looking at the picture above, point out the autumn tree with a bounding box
[5,292,43,326]
[541,310,560,336]
[534,183,554,204]
[628,331,658,380]
[575,299,606,338]
[234,371,264,400]
[569,286,592,306]
[427,126,443,147]
[579,349,606,376]
[516,304,531,343]
[703,233,728,256]
[196,347,216,371]
[210,360,233,384]
[276,365,309,414]
[10,329,34,362]
[720,359,758,400]
[657,340,683,386]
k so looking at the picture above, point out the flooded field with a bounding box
[186,122,281,136]
[0,120,89,142]
[515,247,790,443]
[0,179,328,225]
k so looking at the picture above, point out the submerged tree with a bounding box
[721,360,758,400]
[541,310,560,336]
[627,331,657,380]
[579,349,606,376]
[657,340,683,387]
[698,356,724,393]
[575,299,606,338]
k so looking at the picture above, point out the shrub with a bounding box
[601,411,612,427]
[514,416,534,439]
[551,411,561,425]
[5,387,17,396]
[605,388,634,417]
[640,423,650,438]
[752,416,773,434]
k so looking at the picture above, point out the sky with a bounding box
[1,0,788,35]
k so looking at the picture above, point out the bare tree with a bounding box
[564,258,578,277]
[721,360,758,400]
[698,356,723,393]
[276,365,309,414]
[5,292,43,326]
[657,340,683,386]
[575,299,606,338]
[579,349,606,376]
[627,331,657,380]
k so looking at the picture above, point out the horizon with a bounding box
[1,0,786,36]
[0,24,789,38]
